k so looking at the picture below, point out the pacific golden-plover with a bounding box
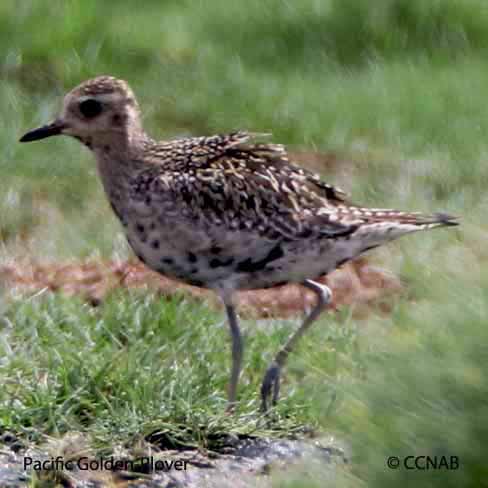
[20,76,458,412]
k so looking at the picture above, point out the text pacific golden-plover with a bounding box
[20,76,458,412]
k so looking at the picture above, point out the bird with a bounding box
[20,76,459,412]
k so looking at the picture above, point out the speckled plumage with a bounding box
[116,127,456,292]
[20,76,459,411]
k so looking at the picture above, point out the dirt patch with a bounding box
[0,256,401,318]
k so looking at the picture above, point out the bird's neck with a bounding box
[91,129,153,205]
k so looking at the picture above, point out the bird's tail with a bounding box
[382,211,459,230]
[350,209,459,245]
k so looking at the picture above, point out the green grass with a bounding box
[1,0,487,486]
[0,290,355,446]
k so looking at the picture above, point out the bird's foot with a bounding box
[260,361,281,413]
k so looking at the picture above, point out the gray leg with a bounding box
[223,302,243,411]
[260,280,332,412]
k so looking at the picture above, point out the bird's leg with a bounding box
[223,300,243,412]
[260,280,332,412]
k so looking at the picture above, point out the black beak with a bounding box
[19,120,65,143]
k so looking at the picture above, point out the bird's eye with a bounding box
[79,99,103,118]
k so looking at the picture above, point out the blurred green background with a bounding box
[1,1,487,487]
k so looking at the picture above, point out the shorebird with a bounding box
[20,76,458,412]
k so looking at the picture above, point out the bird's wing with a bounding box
[133,132,360,240]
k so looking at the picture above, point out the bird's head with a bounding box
[20,76,142,147]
